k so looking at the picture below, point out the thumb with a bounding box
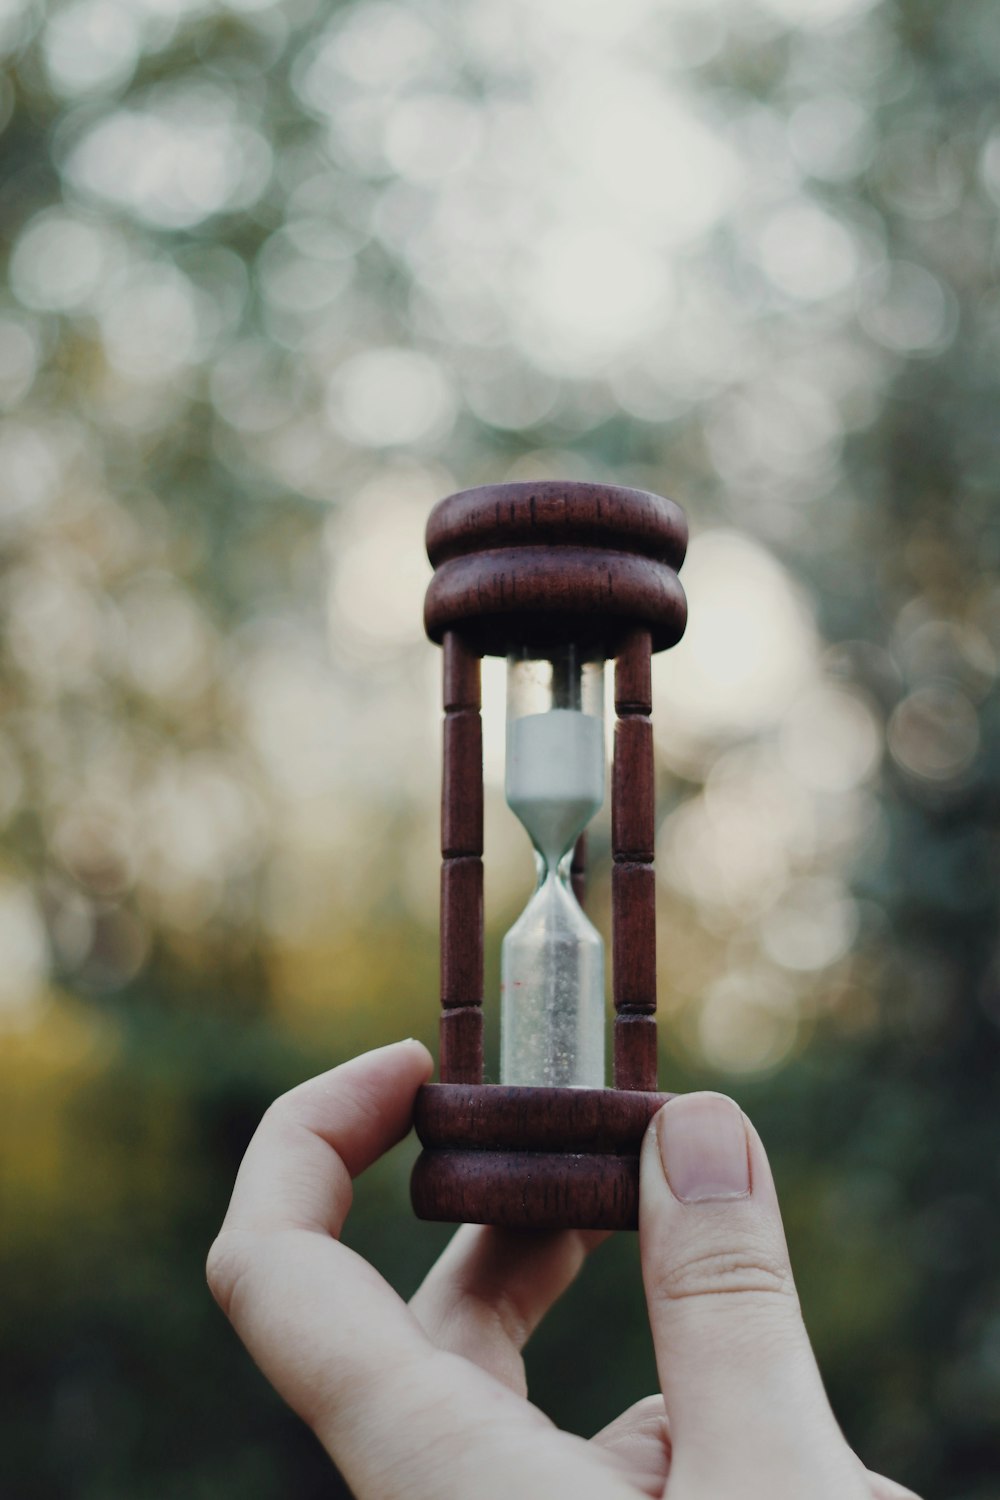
[639,1092,868,1499]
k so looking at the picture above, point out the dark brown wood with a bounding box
[440,633,484,1085]
[612,718,655,860]
[612,863,657,1013]
[412,1082,674,1227]
[614,1016,659,1093]
[412,1149,644,1231]
[415,1083,673,1154]
[443,629,481,711]
[615,627,653,714]
[425,546,687,657]
[427,482,688,570]
[439,1006,483,1086]
[442,710,483,857]
[570,833,587,909]
[440,857,483,1007]
[613,632,658,1090]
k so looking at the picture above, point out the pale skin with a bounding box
[206,1040,922,1500]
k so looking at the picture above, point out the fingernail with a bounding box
[656,1094,751,1204]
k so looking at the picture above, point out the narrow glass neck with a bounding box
[531,847,573,887]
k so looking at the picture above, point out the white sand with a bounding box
[505,709,604,864]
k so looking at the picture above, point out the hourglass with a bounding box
[411,481,688,1231]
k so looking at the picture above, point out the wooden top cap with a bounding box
[424,481,688,657]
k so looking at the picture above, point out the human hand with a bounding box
[207,1040,920,1500]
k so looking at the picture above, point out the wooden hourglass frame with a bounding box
[411,481,688,1231]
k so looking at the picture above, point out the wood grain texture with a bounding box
[411,1085,674,1228]
[427,482,688,570]
[440,856,483,1007]
[411,1149,646,1231]
[439,1006,483,1086]
[614,1015,659,1093]
[571,833,587,909]
[440,633,484,1084]
[615,627,653,714]
[611,862,657,1014]
[612,717,655,860]
[613,633,658,1090]
[425,546,687,656]
[415,1082,672,1152]
[441,710,483,857]
[443,630,481,711]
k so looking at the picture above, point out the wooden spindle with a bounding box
[440,632,484,1084]
[612,628,658,1091]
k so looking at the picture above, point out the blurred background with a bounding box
[1,0,998,1493]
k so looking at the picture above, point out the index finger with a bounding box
[216,1038,434,1241]
[206,1041,635,1500]
[207,1041,440,1441]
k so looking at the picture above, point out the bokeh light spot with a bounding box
[547,70,735,247]
[65,92,273,229]
[384,94,482,182]
[788,94,874,181]
[887,684,980,783]
[654,530,817,744]
[327,348,455,447]
[0,882,48,1026]
[661,748,816,916]
[99,267,202,381]
[43,0,140,97]
[516,226,671,375]
[780,684,882,793]
[10,212,108,312]
[757,202,859,301]
[314,1,436,91]
[698,967,800,1075]
[0,316,40,408]
[760,876,858,972]
[861,261,954,355]
[758,0,876,27]
[326,468,434,660]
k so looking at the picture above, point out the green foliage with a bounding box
[2,0,999,1496]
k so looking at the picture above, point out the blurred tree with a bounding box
[1,0,998,1496]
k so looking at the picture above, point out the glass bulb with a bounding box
[500,646,605,1087]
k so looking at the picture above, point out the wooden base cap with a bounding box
[411,1084,673,1230]
[412,1148,645,1231]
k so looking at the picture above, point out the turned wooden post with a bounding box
[439,631,484,1084]
[613,628,658,1091]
